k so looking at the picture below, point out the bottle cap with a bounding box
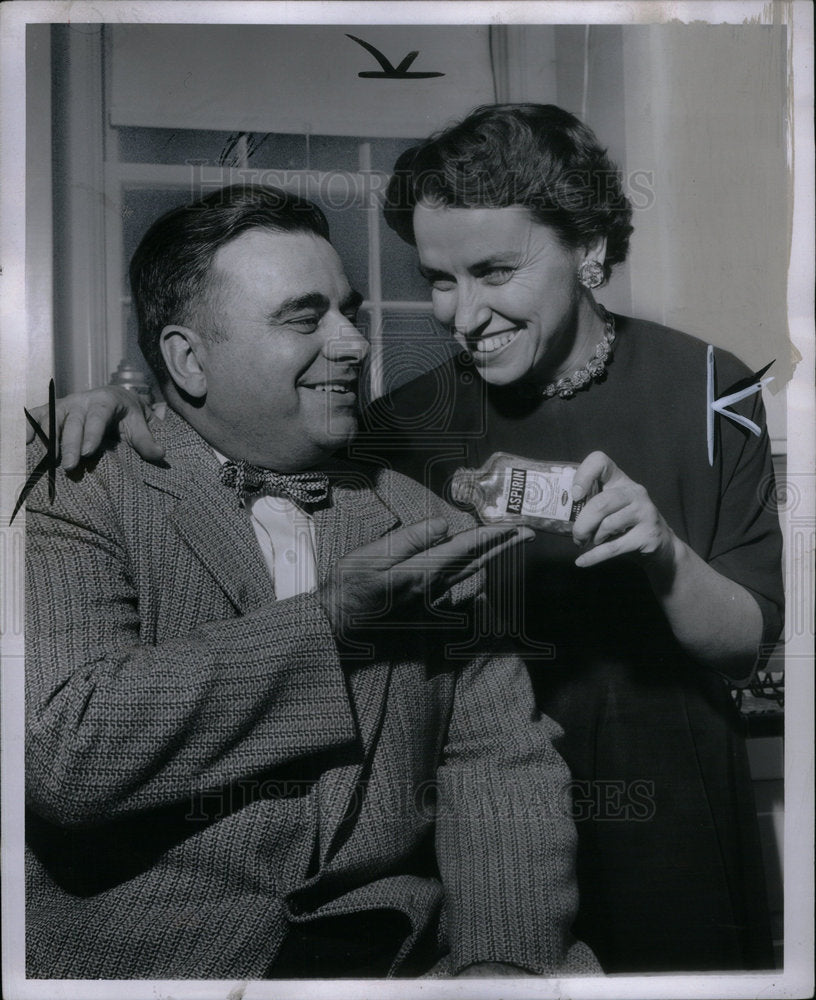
[450,467,479,509]
[109,359,153,401]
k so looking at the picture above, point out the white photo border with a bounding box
[1,3,813,999]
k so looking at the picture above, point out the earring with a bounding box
[578,259,605,289]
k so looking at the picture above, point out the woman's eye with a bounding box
[482,267,514,285]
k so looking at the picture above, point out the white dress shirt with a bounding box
[213,448,317,600]
[245,493,317,599]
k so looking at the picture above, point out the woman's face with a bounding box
[413,203,591,386]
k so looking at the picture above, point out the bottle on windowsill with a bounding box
[109,359,154,405]
[449,452,593,535]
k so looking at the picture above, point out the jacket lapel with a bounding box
[312,465,402,867]
[142,411,275,612]
[313,464,401,584]
[144,414,404,868]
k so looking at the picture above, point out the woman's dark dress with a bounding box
[356,314,783,972]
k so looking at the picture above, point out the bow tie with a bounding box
[219,459,331,512]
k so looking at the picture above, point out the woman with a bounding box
[368,105,783,974]
[33,104,783,973]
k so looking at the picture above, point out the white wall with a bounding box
[541,25,789,447]
[25,25,54,401]
[619,26,790,446]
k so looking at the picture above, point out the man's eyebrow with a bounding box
[341,289,364,313]
[269,292,329,321]
[418,263,449,281]
[269,290,363,322]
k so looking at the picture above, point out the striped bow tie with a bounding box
[219,459,331,512]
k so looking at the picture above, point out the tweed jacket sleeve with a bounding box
[435,620,600,976]
[24,436,358,829]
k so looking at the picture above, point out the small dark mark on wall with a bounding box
[346,34,445,79]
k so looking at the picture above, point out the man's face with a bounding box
[196,228,367,470]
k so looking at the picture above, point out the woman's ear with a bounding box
[583,235,608,268]
[159,326,208,398]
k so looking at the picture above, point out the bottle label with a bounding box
[504,466,578,522]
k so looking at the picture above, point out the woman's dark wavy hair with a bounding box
[384,103,633,279]
[130,184,330,385]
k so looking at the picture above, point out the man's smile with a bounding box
[298,373,359,398]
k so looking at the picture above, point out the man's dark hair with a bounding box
[384,103,633,279]
[130,185,330,385]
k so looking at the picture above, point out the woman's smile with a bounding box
[413,203,604,387]
[466,326,523,355]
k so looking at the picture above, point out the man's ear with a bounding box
[160,326,208,398]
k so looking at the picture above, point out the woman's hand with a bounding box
[25,386,164,470]
[571,450,679,579]
[570,451,763,679]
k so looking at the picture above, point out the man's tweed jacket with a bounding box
[24,409,596,979]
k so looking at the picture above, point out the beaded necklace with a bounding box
[541,309,615,399]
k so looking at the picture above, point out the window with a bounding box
[110,127,454,403]
[49,23,507,400]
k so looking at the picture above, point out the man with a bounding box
[24,185,596,979]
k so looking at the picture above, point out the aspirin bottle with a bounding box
[449,452,592,535]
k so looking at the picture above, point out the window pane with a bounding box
[380,215,430,301]
[367,137,419,174]
[308,135,361,173]
[122,189,193,265]
[368,310,457,402]
[117,126,315,170]
[318,202,369,299]
[122,189,196,386]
